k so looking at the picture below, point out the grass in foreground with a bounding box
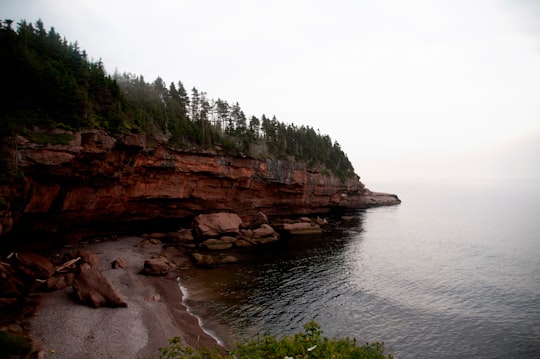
[158,321,393,359]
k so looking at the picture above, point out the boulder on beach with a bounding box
[142,258,170,276]
[251,211,269,228]
[75,249,101,269]
[283,222,322,235]
[202,239,233,251]
[12,252,55,280]
[41,275,67,292]
[219,255,239,264]
[193,213,242,238]
[190,253,215,267]
[167,229,194,243]
[72,263,127,308]
[111,257,128,269]
[252,224,277,239]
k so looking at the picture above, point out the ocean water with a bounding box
[180,178,540,358]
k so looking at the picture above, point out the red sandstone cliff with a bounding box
[0,130,400,239]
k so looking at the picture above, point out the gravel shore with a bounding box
[29,236,222,358]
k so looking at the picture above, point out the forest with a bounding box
[0,19,355,179]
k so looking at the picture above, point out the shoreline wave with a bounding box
[178,280,227,347]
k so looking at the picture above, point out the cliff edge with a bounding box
[0,130,400,242]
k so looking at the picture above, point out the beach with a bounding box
[29,236,222,358]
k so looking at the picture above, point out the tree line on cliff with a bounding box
[0,19,355,179]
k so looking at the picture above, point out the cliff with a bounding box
[0,130,400,242]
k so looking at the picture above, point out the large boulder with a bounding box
[75,249,101,269]
[41,275,67,292]
[142,258,170,276]
[190,253,215,267]
[111,257,128,269]
[167,229,194,243]
[251,211,269,228]
[252,224,277,239]
[72,263,127,308]
[283,222,322,235]
[12,252,55,280]
[202,239,233,251]
[193,213,242,238]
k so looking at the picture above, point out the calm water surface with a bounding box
[180,178,540,358]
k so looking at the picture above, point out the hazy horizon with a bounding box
[2,0,539,186]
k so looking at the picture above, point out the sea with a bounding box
[179,177,540,358]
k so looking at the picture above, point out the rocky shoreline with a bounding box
[30,236,222,358]
[1,206,407,357]
[1,234,234,358]
[2,212,379,358]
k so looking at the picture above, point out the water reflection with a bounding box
[180,190,540,359]
[180,212,367,344]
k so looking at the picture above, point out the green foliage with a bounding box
[20,128,75,145]
[0,19,132,134]
[157,322,393,359]
[1,18,357,179]
[0,331,33,357]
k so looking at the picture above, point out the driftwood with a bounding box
[55,257,81,273]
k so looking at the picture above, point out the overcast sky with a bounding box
[2,0,539,186]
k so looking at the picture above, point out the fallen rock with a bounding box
[234,239,253,248]
[12,252,55,280]
[193,213,243,238]
[41,276,67,292]
[76,250,100,269]
[167,229,194,243]
[72,263,127,308]
[142,258,170,276]
[111,257,128,269]
[251,211,269,228]
[202,239,233,251]
[64,272,75,287]
[147,232,167,240]
[252,224,277,239]
[139,238,162,248]
[253,236,279,244]
[283,222,322,235]
[219,255,239,264]
[190,253,215,267]
[240,228,253,239]
[220,236,238,243]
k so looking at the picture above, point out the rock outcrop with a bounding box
[0,130,400,243]
[72,263,128,308]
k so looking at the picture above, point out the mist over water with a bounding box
[181,178,540,358]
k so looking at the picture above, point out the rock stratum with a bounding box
[0,130,400,242]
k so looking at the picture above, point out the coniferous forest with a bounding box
[0,19,356,179]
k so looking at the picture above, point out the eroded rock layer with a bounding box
[0,130,400,240]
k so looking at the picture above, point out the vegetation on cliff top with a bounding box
[0,19,356,179]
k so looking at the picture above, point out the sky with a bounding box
[2,0,540,186]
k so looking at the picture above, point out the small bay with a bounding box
[181,177,540,358]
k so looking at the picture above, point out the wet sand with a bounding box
[29,236,222,358]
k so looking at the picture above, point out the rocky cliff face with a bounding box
[0,130,400,241]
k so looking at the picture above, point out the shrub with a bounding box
[0,331,33,358]
[157,322,393,359]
